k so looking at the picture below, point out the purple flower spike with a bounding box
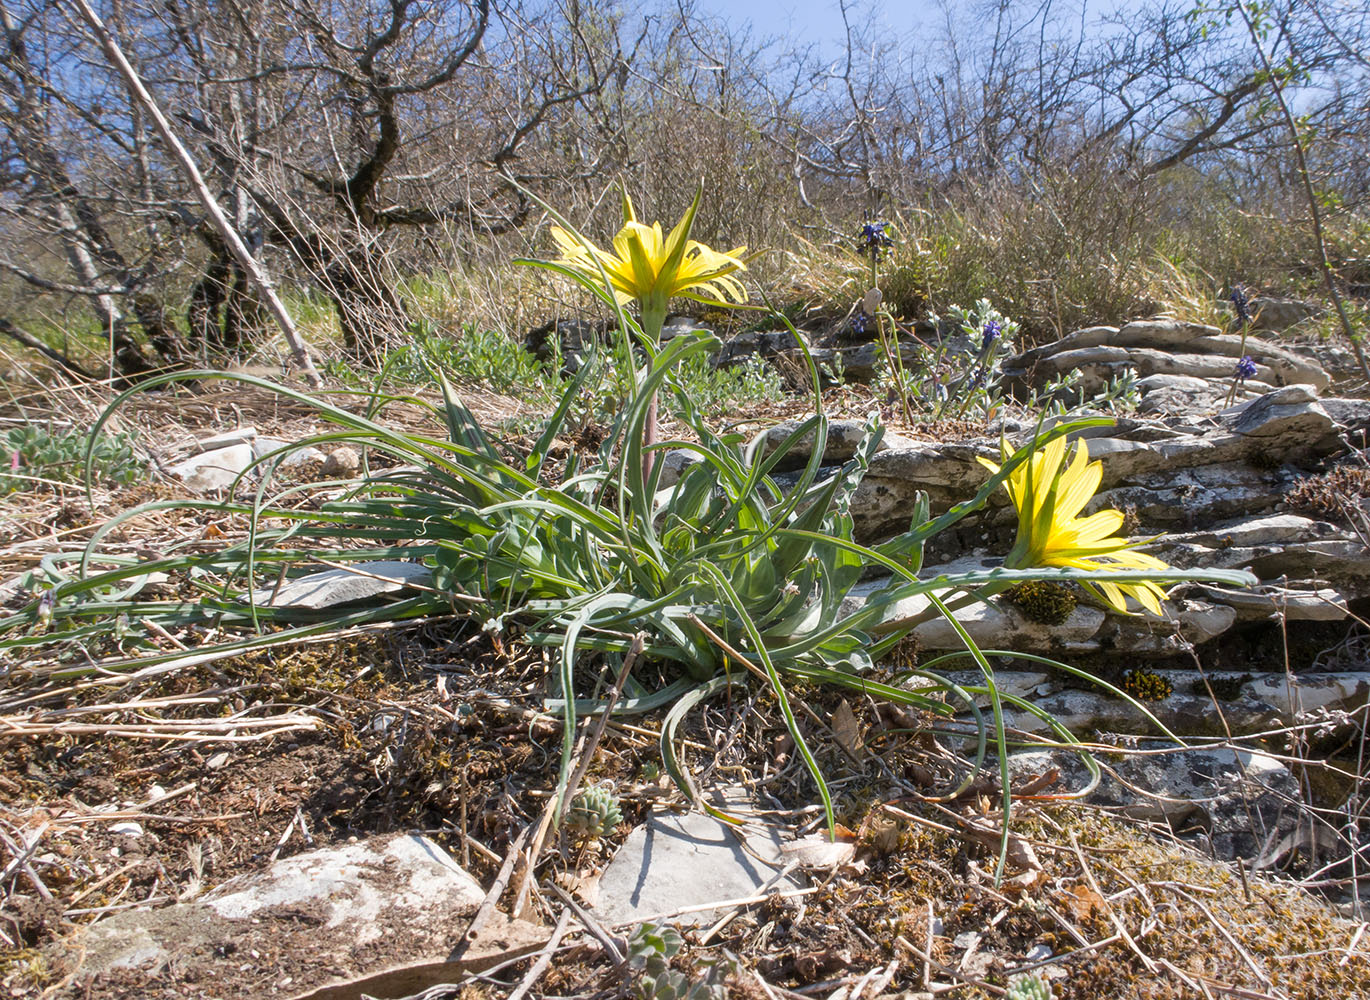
[1235,355,1258,380]
[858,221,894,261]
[981,319,1004,351]
[1230,285,1251,327]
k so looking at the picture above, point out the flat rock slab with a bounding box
[253,436,327,467]
[593,808,802,927]
[167,441,257,492]
[54,833,545,998]
[1010,745,1300,862]
[972,668,1370,738]
[249,561,433,609]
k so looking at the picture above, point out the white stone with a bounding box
[1203,585,1348,621]
[205,834,481,931]
[322,445,361,476]
[252,436,326,467]
[593,806,801,926]
[167,442,257,492]
[69,834,491,981]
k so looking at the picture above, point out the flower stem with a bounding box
[639,302,668,483]
[870,255,914,425]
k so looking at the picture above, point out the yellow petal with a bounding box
[1055,447,1103,523]
[1058,509,1125,545]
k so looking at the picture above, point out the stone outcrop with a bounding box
[1001,318,1329,394]
[772,316,1370,669]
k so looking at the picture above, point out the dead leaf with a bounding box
[1064,884,1106,921]
[554,869,601,907]
[858,811,902,856]
[1013,768,1060,797]
[1003,867,1049,892]
[831,700,865,760]
[781,831,857,868]
[793,947,852,980]
[955,814,1043,872]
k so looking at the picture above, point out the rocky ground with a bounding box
[4,302,1370,999]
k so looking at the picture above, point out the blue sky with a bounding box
[696,0,931,57]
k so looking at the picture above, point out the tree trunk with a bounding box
[325,248,409,362]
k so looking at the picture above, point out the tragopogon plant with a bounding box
[1,190,1257,853]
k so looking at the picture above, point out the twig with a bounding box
[0,714,320,740]
[1166,885,1283,996]
[609,884,822,927]
[268,805,306,863]
[1067,830,1156,974]
[547,881,624,964]
[894,934,1006,997]
[697,860,801,946]
[64,894,173,917]
[0,821,51,900]
[457,823,531,955]
[1342,922,1368,967]
[561,632,645,814]
[506,905,574,1000]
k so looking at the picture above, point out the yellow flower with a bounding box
[979,436,1170,615]
[548,190,747,319]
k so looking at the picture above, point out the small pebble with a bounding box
[322,446,361,476]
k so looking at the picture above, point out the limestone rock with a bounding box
[252,436,326,467]
[656,448,703,488]
[1186,335,1328,389]
[1317,396,1370,436]
[714,328,810,368]
[854,442,996,535]
[1091,462,1295,528]
[1136,373,1243,415]
[1248,296,1325,331]
[1229,384,1337,446]
[60,833,519,992]
[1009,746,1300,862]
[593,804,802,927]
[184,426,257,454]
[824,339,924,382]
[167,442,256,492]
[525,316,604,369]
[844,563,1237,657]
[757,417,916,470]
[659,314,715,343]
[1003,320,1328,395]
[1203,584,1348,621]
[979,668,1370,740]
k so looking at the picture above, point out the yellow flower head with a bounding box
[548,189,747,316]
[979,436,1170,615]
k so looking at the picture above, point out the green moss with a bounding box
[1122,668,1173,702]
[1003,581,1078,625]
